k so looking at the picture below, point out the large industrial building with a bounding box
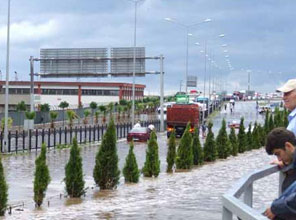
[0,81,145,111]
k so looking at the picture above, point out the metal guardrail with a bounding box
[222,164,292,220]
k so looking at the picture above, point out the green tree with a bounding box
[83,109,90,125]
[246,123,253,151]
[216,119,231,159]
[192,128,204,165]
[257,124,266,147]
[283,108,289,127]
[117,105,123,122]
[119,99,128,106]
[49,111,58,128]
[264,110,270,134]
[252,122,261,149]
[89,102,97,125]
[59,101,69,128]
[25,111,36,120]
[1,117,13,132]
[0,155,8,216]
[33,144,51,207]
[237,117,247,153]
[176,124,193,169]
[64,137,85,197]
[229,127,238,156]
[166,129,176,172]
[268,114,274,132]
[93,118,120,189]
[107,102,114,116]
[40,103,50,128]
[142,131,160,177]
[123,141,140,183]
[94,111,100,125]
[66,110,78,128]
[16,101,26,130]
[99,105,107,123]
[203,121,217,162]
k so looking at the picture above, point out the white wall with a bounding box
[40,95,119,109]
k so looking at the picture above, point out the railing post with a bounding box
[8,131,11,153]
[22,130,25,151]
[93,125,96,142]
[35,129,38,150]
[65,127,68,144]
[84,126,87,143]
[15,130,18,153]
[53,128,56,148]
[48,128,51,149]
[80,126,82,144]
[244,183,253,207]
[222,207,232,220]
[89,125,91,143]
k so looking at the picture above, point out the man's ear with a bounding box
[285,142,295,152]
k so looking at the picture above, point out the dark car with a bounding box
[127,127,151,142]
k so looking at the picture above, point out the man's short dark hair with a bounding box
[265,127,296,155]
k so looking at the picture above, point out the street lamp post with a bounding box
[128,0,145,126]
[165,17,211,93]
[4,0,11,152]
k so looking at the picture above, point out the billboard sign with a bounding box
[187,75,197,87]
[40,48,108,77]
[110,47,145,76]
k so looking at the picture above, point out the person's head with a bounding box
[265,127,296,165]
[277,79,296,111]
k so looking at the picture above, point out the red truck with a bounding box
[166,103,199,138]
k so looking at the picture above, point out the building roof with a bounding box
[0,81,146,88]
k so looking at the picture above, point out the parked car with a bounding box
[127,127,151,142]
[228,120,240,129]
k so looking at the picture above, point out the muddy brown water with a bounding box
[1,101,279,219]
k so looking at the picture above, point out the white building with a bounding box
[0,81,145,111]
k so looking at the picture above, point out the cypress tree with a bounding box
[246,123,253,151]
[65,137,85,197]
[142,131,160,177]
[229,127,238,156]
[238,117,247,153]
[283,108,289,127]
[176,123,193,169]
[257,124,266,146]
[0,155,8,216]
[216,119,230,159]
[252,122,261,149]
[34,144,51,207]
[264,110,270,134]
[123,141,140,183]
[93,118,120,189]
[269,114,274,131]
[203,121,217,162]
[274,107,281,127]
[166,129,176,172]
[192,128,204,165]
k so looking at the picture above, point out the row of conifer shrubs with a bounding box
[166,106,288,172]
[0,107,288,215]
[0,117,160,215]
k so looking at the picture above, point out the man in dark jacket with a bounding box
[264,127,296,219]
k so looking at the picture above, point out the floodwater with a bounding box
[1,101,280,219]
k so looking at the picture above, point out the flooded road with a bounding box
[1,101,280,219]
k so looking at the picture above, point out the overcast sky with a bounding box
[0,0,295,95]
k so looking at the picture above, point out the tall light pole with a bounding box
[165,17,211,93]
[4,0,11,152]
[128,0,145,126]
